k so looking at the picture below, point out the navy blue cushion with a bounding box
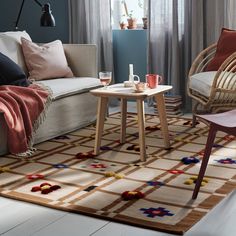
[0,52,30,87]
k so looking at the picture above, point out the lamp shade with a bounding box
[15,0,56,30]
[40,3,55,27]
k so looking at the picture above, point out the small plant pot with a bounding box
[142,17,148,29]
[119,22,127,30]
[127,18,137,29]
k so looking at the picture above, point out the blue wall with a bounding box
[0,0,69,43]
[113,29,147,84]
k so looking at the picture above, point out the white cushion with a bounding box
[0,31,31,73]
[35,77,101,100]
[189,71,236,98]
[189,71,216,97]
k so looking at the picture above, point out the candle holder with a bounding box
[123,64,140,87]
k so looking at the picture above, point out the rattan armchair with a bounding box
[187,43,236,126]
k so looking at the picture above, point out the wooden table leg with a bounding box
[94,96,108,155]
[136,99,146,161]
[120,98,127,144]
[155,93,170,149]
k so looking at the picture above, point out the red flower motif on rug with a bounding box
[145,125,160,131]
[27,174,44,180]
[127,144,147,152]
[31,182,61,194]
[121,191,145,200]
[223,135,235,141]
[197,151,205,156]
[168,170,184,174]
[75,152,95,159]
[90,163,107,169]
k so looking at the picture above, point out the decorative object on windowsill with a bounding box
[127,17,137,29]
[122,0,137,29]
[142,17,148,29]
[139,0,148,29]
[119,21,127,30]
[15,0,56,30]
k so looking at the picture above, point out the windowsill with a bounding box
[112,28,147,31]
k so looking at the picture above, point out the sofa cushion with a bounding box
[0,52,30,87]
[21,38,74,81]
[35,77,101,100]
[0,31,31,74]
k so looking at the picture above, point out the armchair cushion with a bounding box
[21,38,74,81]
[189,71,216,97]
[189,71,236,98]
[206,28,236,71]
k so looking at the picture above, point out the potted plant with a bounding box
[126,10,137,29]
[119,21,127,29]
[121,1,137,29]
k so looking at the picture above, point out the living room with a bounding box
[0,0,236,236]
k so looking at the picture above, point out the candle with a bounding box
[129,64,133,76]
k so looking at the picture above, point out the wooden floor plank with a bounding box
[91,222,170,236]
[0,198,66,236]
[31,214,109,236]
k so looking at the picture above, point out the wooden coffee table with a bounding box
[90,83,173,161]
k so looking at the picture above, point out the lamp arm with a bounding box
[15,0,43,30]
[15,0,26,30]
[33,0,43,7]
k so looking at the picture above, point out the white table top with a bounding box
[90,83,173,98]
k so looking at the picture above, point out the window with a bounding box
[111,0,148,29]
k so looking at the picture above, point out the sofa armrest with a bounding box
[63,44,98,78]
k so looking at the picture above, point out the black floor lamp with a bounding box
[15,0,56,30]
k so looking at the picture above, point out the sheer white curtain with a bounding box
[148,0,230,111]
[68,0,113,73]
[225,0,236,29]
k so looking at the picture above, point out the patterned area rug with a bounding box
[0,113,236,235]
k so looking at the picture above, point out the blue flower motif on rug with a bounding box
[181,156,200,165]
[54,135,70,140]
[132,132,139,137]
[212,143,223,148]
[140,207,174,218]
[215,158,236,164]
[53,163,68,168]
[146,181,165,187]
[100,146,112,150]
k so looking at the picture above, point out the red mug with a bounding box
[146,74,163,89]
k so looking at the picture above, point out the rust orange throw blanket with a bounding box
[0,84,52,155]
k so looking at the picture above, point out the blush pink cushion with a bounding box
[21,37,74,80]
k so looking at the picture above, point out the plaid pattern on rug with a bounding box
[0,113,235,235]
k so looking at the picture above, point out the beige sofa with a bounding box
[0,31,101,155]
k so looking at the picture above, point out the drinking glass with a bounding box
[99,71,112,89]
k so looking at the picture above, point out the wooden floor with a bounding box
[1,102,236,236]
